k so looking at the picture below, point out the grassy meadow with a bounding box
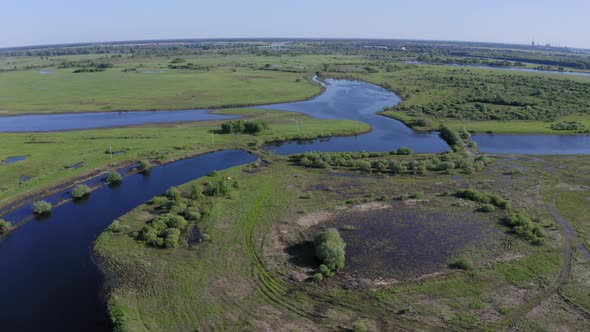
[94,153,589,331]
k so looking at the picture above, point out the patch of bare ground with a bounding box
[350,201,392,211]
[212,275,256,303]
[295,211,333,228]
[402,199,429,206]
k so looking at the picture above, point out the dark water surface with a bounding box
[0,150,256,331]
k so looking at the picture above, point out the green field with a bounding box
[94,153,587,331]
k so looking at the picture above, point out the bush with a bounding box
[139,160,152,171]
[352,320,369,332]
[439,125,464,152]
[314,228,346,272]
[503,211,545,245]
[164,186,182,201]
[163,228,181,248]
[319,264,332,277]
[190,185,205,200]
[149,196,169,206]
[410,192,425,199]
[106,171,122,184]
[478,204,496,212]
[0,219,12,234]
[209,178,232,197]
[106,219,129,234]
[220,120,268,134]
[451,257,473,270]
[455,189,509,209]
[313,273,324,282]
[396,147,413,155]
[32,200,52,215]
[138,213,188,248]
[71,184,91,199]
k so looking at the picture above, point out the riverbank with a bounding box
[0,108,368,211]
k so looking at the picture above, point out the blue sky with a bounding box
[1,0,589,48]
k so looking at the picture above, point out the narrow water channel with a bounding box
[0,150,256,331]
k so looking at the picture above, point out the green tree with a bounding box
[32,200,52,215]
[71,184,91,199]
[0,219,12,234]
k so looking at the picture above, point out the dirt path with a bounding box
[549,202,590,262]
[494,200,590,330]
[490,201,575,330]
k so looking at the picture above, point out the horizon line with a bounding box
[1,37,587,52]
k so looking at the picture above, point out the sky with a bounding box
[1,0,589,49]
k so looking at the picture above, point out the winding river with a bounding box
[1,78,590,330]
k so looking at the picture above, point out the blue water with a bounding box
[472,134,590,155]
[0,110,237,132]
[3,156,27,164]
[259,79,449,154]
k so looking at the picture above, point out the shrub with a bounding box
[149,196,169,206]
[71,184,91,199]
[106,219,129,234]
[220,120,268,134]
[0,219,12,234]
[451,257,473,270]
[139,160,152,171]
[190,185,205,200]
[439,125,464,152]
[32,200,52,215]
[455,189,509,209]
[164,186,182,201]
[503,211,544,245]
[352,320,369,332]
[319,264,332,277]
[209,178,232,197]
[410,192,425,199]
[314,228,346,271]
[138,213,188,248]
[106,171,122,184]
[313,273,324,282]
[478,204,496,212]
[185,210,201,221]
[163,228,181,248]
[396,147,413,155]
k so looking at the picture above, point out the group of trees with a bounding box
[137,176,237,248]
[392,70,590,122]
[550,121,586,131]
[503,212,546,245]
[454,189,510,209]
[313,228,346,282]
[220,120,269,134]
[292,149,491,176]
